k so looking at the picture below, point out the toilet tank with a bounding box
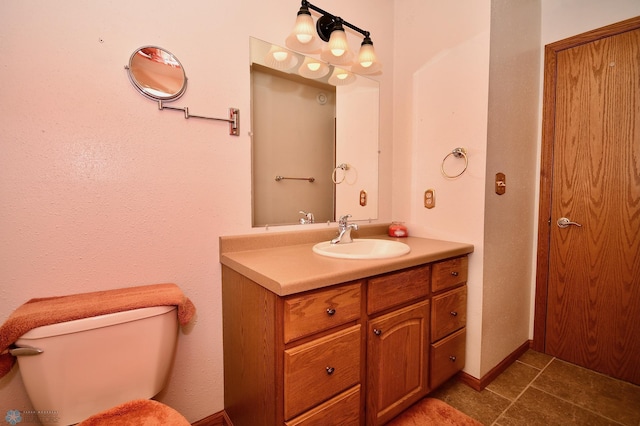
[14,305,179,426]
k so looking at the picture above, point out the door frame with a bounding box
[533,15,640,353]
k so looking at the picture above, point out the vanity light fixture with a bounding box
[285,2,322,53]
[286,0,381,74]
[352,36,381,74]
[319,18,353,66]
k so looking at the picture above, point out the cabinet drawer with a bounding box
[431,256,468,293]
[284,325,361,420]
[431,285,467,342]
[367,265,430,314]
[430,328,466,389]
[284,282,362,343]
[285,385,360,426]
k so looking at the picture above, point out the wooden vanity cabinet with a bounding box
[222,255,469,426]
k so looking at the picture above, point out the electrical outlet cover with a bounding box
[424,189,435,209]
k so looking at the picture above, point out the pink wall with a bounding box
[392,0,492,379]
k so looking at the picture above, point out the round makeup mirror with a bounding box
[126,46,187,101]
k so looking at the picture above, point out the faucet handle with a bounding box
[338,214,352,225]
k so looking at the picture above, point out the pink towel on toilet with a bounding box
[0,283,196,379]
[77,399,191,426]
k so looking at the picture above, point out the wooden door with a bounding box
[534,17,640,385]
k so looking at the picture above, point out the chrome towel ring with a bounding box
[332,163,349,184]
[441,147,468,178]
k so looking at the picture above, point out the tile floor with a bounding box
[430,349,640,426]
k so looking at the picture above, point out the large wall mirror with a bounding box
[250,37,379,227]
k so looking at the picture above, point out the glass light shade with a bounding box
[264,45,299,71]
[328,29,348,56]
[351,43,382,74]
[320,29,354,66]
[285,13,321,53]
[298,57,330,79]
[358,43,376,67]
[328,67,356,86]
[294,13,314,43]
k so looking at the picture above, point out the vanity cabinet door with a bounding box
[366,300,430,426]
[284,325,361,420]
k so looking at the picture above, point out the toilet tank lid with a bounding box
[17,306,176,340]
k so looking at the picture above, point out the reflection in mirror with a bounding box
[252,64,336,226]
[250,37,379,227]
[126,46,187,101]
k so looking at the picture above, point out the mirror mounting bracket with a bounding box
[157,101,240,136]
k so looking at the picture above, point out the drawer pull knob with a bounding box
[450,311,458,317]
[451,271,459,277]
[326,366,335,375]
[326,308,336,316]
[373,328,382,336]
[449,356,457,362]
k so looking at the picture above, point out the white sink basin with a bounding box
[312,239,411,260]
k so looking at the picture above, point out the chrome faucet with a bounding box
[331,214,359,244]
[299,210,315,224]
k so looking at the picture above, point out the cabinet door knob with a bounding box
[451,271,459,277]
[449,355,457,362]
[450,311,458,317]
[326,366,335,375]
[326,308,336,316]
[373,328,382,336]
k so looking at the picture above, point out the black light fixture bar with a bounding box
[301,0,371,39]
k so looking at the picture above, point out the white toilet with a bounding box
[12,305,181,425]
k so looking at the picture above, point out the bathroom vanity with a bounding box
[220,225,473,426]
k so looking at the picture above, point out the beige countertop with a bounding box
[220,224,474,296]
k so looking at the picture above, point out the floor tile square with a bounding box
[496,387,619,426]
[531,359,640,425]
[517,349,553,370]
[485,361,541,401]
[430,378,510,425]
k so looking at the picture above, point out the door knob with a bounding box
[557,217,582,228]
